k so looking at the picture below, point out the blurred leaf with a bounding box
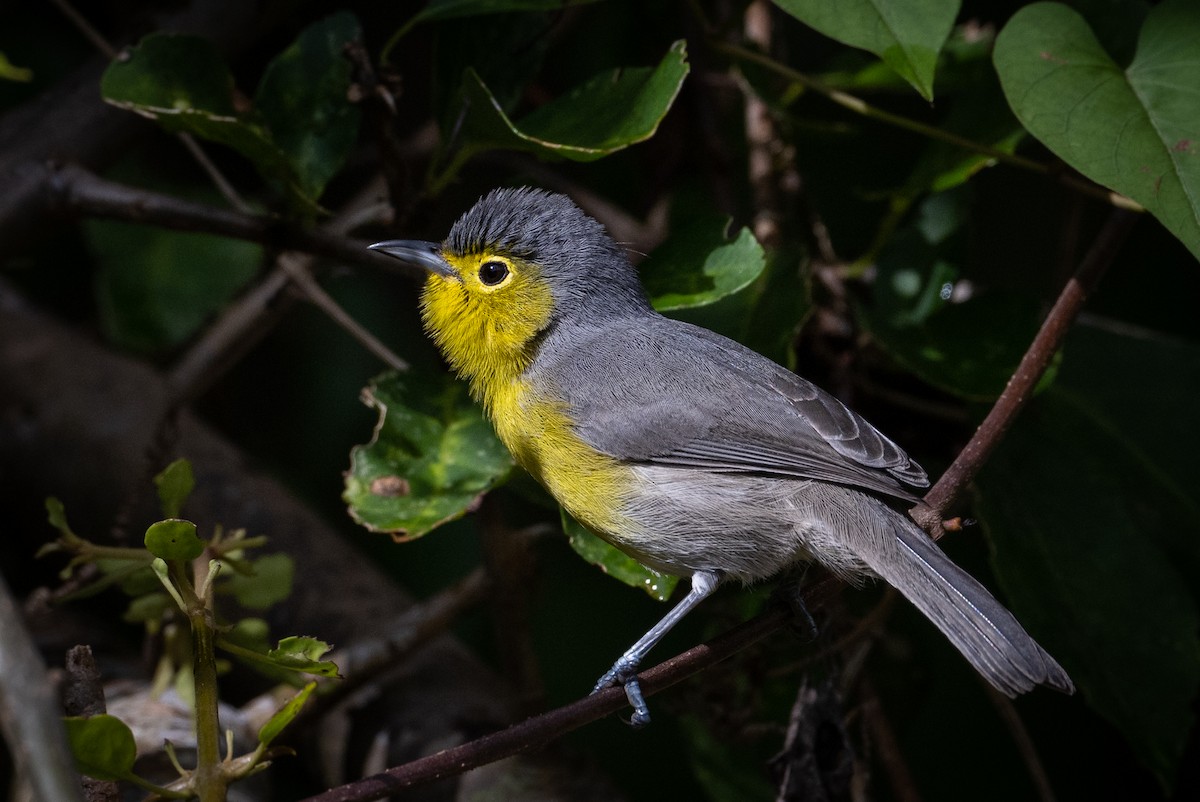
[562,512,678,601]
[859,192,1043,400]
[772,0,961,100]
[445,39,688,175]
[154,459,195,518]
[642,215,767,311]
[994,0,1200,260]
[258,682,316,748]
[64,715,138,782]
[145,519,204,561]
[44,497,75,539]
[87,219,261,353]
[0,51,32,82]
[345,373,514,539]
[123,591,172,624]
[977,383,1200,788]
[255,12,362,201]
[223,553,295,610]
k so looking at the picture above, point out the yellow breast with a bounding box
[490,379,632,537]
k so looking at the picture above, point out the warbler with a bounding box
[370,187,1073,726]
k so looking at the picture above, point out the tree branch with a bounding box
[43,162,413,277]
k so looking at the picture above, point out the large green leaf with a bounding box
[101,21,361,212]
[975,323,1200,789]
[772,0,961,100]
[345,373,514,538]
[101,34,306,207]
[994,0,1200,261]
[255,12,362,201]
[642,214,767,311]
[562,511,679,601]
[448,40,688,168]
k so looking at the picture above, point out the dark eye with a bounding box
[478,260,509,286]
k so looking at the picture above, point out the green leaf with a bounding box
[258,682,316,748]
[154,459,195,518]
[64,715,138,782]
[642,215,767,311]
[268,636,340,677]
[44,497,76,540]
[994,0,1200,260]
[772,0,961,100]
[99,34,322,213]
[219,634,340,678]
[562,511,678,601]
[123,592,172,624]
[87,219,261,353]
[448,40,688,169]
[255,12,362,201]
[223,553,295,610]
[344,373,514,538]
[145,519,204,561]
[975,323,1200,788]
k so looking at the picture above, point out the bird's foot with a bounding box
[593,656,651,728]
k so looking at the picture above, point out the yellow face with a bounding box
[419,249,556,402]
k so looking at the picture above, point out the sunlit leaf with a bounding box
[642,215,767,311]
[145,519,204,561]
[994,0,1200,260]
[345,373,514,539]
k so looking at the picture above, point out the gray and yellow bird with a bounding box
[371,187,1073,726]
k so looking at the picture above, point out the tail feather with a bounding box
[856,506,1073,697]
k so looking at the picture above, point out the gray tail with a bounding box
[857,508,1073,697]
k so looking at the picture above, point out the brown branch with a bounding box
[44,162,414,277]
[299,605,792,802]
[917,208,1138,524]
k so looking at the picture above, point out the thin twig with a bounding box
[860,679,924,802]
[714,40,1143,212]
[918,208,1138,523]
[47,0,117,59]
[278,253,409,372]
[983,683,1059,802]
[742,0,783,250]
[49,163,412,277]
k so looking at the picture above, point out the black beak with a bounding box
[368,240,455,277]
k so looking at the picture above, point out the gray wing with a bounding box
[533,316,929,501]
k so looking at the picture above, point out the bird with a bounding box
[369,186,1073,726]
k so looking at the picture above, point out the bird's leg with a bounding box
[593,570,721,728]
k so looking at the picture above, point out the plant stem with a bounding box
[173,560,227,802]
